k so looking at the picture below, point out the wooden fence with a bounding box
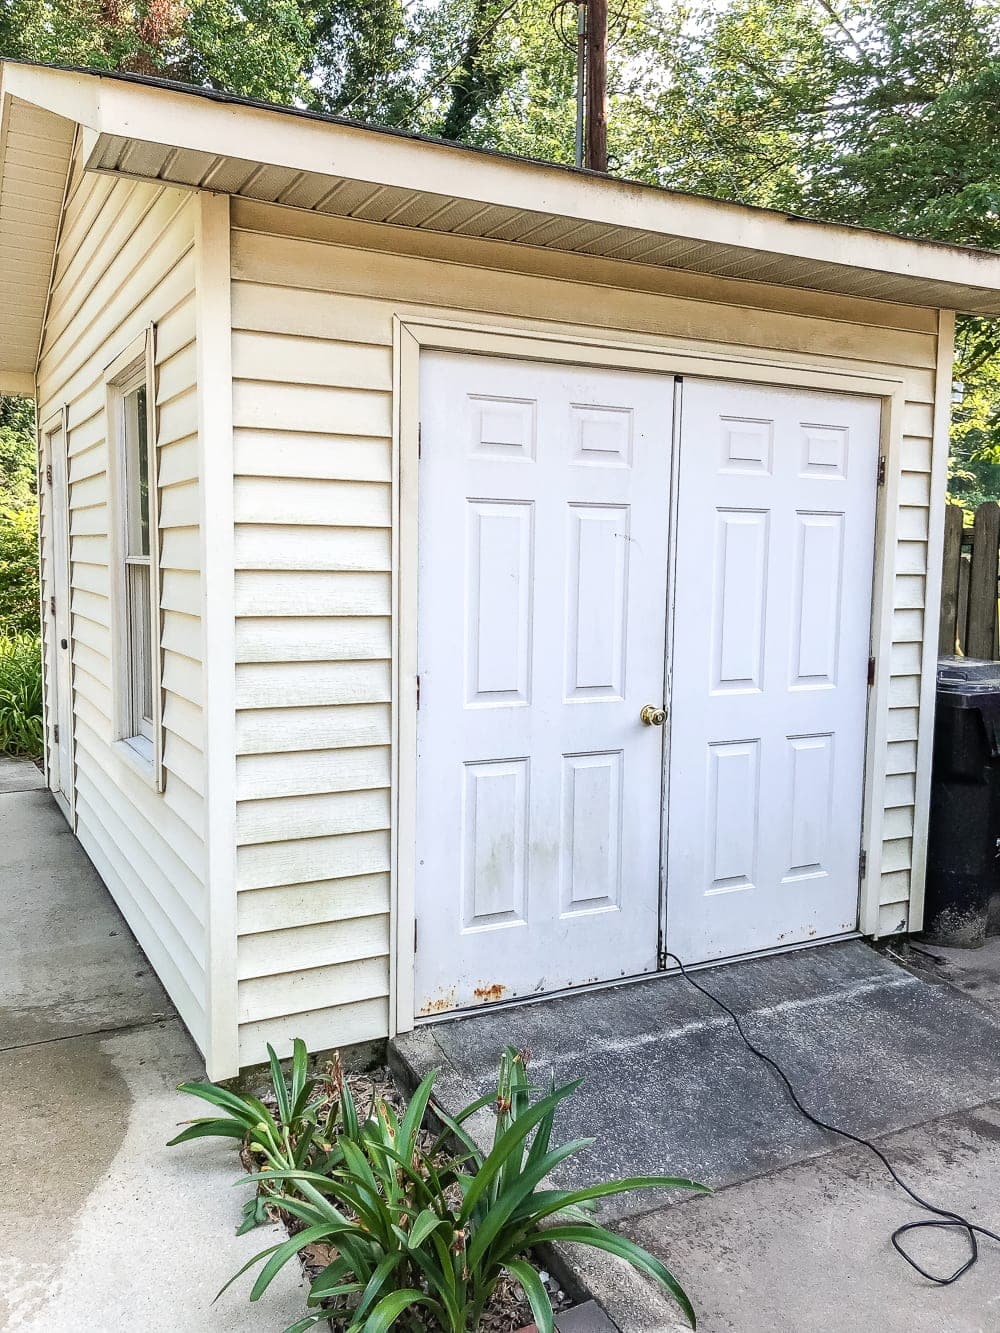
[939,500,1000,659]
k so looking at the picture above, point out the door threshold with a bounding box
[662,929,862,976]
[414,929,862,1026]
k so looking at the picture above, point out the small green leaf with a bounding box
[175,1081,265,1128]
[166,1118,248,1146]
[284,1314,334,1333]
[354,1252,402,1320]
[267,1043,292,1126]
[307,1254,355,1299]
[249,1223,336,1302]
[526,1225,697,1328]
[407,1207,445,1250]
[505,1259,554,1333]
[356,1288,442,1333]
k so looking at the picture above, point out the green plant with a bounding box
[0,632,43,756]
[0,501,40,635]
[177,1045,706,1333]
[169,1039,347,1233]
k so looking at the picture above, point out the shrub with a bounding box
[170,1039,346,1234]
[0,502,39,636]
[0,406,40,638]
[172,1044,707,1332]
[0,632,43,757]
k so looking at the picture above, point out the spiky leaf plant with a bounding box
[174,1044,706,1332]
[169,1038,348,1232]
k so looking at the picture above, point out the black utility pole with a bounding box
[584,0,608,171]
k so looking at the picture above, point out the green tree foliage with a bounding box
[4,0,1000,497]
[0,398,39,636]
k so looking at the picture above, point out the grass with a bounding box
[0,631,43,757]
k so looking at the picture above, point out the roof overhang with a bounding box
[0,80,75,392]
[6,58,1000,391]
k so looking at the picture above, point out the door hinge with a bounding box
[877,456,887,487]
[418,422,422,458]
[859,849,868,880]
[53,723,59,743]
[416,675,421,709]
[45,463,53,486]
[414,919,418,952]
[867,655,876,687]
[49,596,56,616]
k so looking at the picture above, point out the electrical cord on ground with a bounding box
[662,950,1000,1286]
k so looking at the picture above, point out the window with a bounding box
[122,380,154,743]
[107,330,160,772]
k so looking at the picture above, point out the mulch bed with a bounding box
[241,1062,573,1332]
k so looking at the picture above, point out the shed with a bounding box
[4,59,1000,1078]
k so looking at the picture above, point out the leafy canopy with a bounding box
[3,0,1000,499]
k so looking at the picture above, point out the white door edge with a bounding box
[662,376,882,966]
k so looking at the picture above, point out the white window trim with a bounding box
[106,326,164,790]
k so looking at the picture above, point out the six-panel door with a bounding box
[415,357,879,1016]
[415,353,674,1015]
[665,379,881,964]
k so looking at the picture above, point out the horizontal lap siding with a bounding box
[36,164,208,1048]
[230,200,941,1055]
[231,271,393,1065]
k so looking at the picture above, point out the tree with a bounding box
[4,0,1000,499]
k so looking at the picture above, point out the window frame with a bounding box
[106,327,163,788]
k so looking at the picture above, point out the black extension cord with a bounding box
[662,950,1000,1286]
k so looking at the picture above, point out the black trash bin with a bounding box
[924,657,1000,947]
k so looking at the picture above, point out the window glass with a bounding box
[120,372,154,746]
[124,384,150,557]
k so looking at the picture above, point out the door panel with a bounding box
[415,353,673,1016]
[666,379,880,964]
[45,419,73,803]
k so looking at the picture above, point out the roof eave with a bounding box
[5,58,1000,319]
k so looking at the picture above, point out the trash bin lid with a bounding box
[937,656,1000,696]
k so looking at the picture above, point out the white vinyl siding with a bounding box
[228,197,944,1057]
[36,154,208,1049]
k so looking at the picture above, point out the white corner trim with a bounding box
[858,388,908,937]
[194,191,240,1080]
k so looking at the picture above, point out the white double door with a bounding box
[414,354,880,1015]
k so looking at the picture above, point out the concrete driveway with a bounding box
[4,754,999,1333]
[0,758,308,1331]
[395,937,1000,1333]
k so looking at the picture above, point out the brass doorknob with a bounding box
[640,704,667,727]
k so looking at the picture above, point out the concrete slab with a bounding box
[0,754,44,792]
[1,1018,309,1331]
[0,789,171,1046]
[894,936,1000,1021]
[394,943,1000,1214]
[622,1102,1000,1333]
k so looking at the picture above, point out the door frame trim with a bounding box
[390,314,907,1036]
[38,404,75,827]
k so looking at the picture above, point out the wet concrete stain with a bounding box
[0,1032,131,1325]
